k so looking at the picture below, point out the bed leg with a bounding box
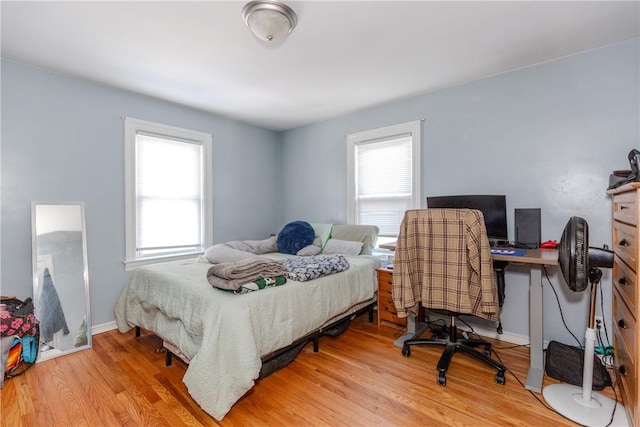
[368,305,374,323]
[165,351,172,366]
[313,336,319,353]
[135,326,140,337]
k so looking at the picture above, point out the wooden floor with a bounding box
[1,313,622,426]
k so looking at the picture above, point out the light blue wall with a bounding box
[3,39,638,345]
[280,39,640,344]
[1,60,282,326]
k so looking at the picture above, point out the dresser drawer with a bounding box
[378,293,406,326]
[613,191,639,226]
[376,268,406,326]
[613,220,638,269]
[377,269,393,292]
[614,288,637,367]
[615,330,638,427]
[614,255,637,315]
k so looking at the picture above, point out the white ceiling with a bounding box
[2,1,639,131]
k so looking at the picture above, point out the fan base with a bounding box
[543,384,628,427]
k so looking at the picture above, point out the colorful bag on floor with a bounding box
[0,297,38,338]
[5,338,22,375]
[21,336,38,363]
[4,325,40,379]
[1,297,40,379]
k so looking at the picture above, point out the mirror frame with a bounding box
[31,201,91,361]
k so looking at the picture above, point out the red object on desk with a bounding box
[540,240,558,249]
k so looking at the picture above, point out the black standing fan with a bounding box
[543,217,627,426]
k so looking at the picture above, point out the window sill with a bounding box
[123,252,204,272]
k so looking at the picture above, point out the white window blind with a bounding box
[347,120,421,242]
[135,133,203,257]
[356,136,413,236]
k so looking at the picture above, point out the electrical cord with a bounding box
[542,267,622,427]
[491,333,620,425]
[602,359,620,427]
[597,281,612,348]
[543,266,582,347]
[489,345,558,413]
[510,241,538,249]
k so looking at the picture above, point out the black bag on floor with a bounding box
[545,340,611,390]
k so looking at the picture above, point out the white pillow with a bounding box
[322,239,363,256]
[310,223,333,250]
[297,236,322,256]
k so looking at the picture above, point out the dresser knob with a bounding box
[619,277,627,285]
[619,239,629,246]
[618,319,627,329]
[619,365,627,376]
[620,205,629,210]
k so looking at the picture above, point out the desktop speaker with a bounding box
[515,208,541,249]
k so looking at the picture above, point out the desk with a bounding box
[388,245,558,393]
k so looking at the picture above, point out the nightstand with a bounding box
[376,268,406,327]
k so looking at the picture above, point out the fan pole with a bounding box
[542,268,628,426]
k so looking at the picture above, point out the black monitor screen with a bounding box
[426,194,508,241]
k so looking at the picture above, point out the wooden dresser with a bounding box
[609,182,640,427]
[376,268,406,327]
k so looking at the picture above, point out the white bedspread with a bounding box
[114,253,377,420]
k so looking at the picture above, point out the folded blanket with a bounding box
[280,254,350,282]
[235,276,287,294]
[207,257,287,291]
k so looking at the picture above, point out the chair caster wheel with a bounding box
[437,372,446,385]
[402,346,411,357]
[495,372,506,385]
[483,346,492,357]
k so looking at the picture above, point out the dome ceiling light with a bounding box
[242,1,298,43]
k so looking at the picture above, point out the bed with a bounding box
[114,224,380,421]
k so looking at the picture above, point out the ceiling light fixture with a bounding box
[242,1,298,43]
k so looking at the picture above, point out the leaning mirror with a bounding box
[31,202,91,361]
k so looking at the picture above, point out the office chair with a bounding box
[492,260,508,334]
[393,209,507,386]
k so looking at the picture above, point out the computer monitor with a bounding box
[426,194,509,243]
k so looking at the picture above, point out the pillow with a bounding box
[205,244,258,264]
[309,223,333,250]
[225,236,278,254]
[277,221,315,255]
[322,239,363,256]
[297,236,322,256]
[330,224,379,255]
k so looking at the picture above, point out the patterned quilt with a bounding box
[279,254,350,281]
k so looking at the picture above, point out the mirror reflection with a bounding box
[32,202,91,360]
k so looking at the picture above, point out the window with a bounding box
[347,120,421,247]
[124,117,212,270]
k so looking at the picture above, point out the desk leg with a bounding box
[393,307,429,348]
[525,264,544,393]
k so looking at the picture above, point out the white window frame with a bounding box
[347,120,421,245]
[124,117,213,271]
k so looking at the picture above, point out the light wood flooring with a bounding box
[1,313,623,426]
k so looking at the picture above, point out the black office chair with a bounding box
[493,260,508,334]
[394,208,507,386]
[401,311,506,385]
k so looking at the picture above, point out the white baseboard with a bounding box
[92,321,118,335]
